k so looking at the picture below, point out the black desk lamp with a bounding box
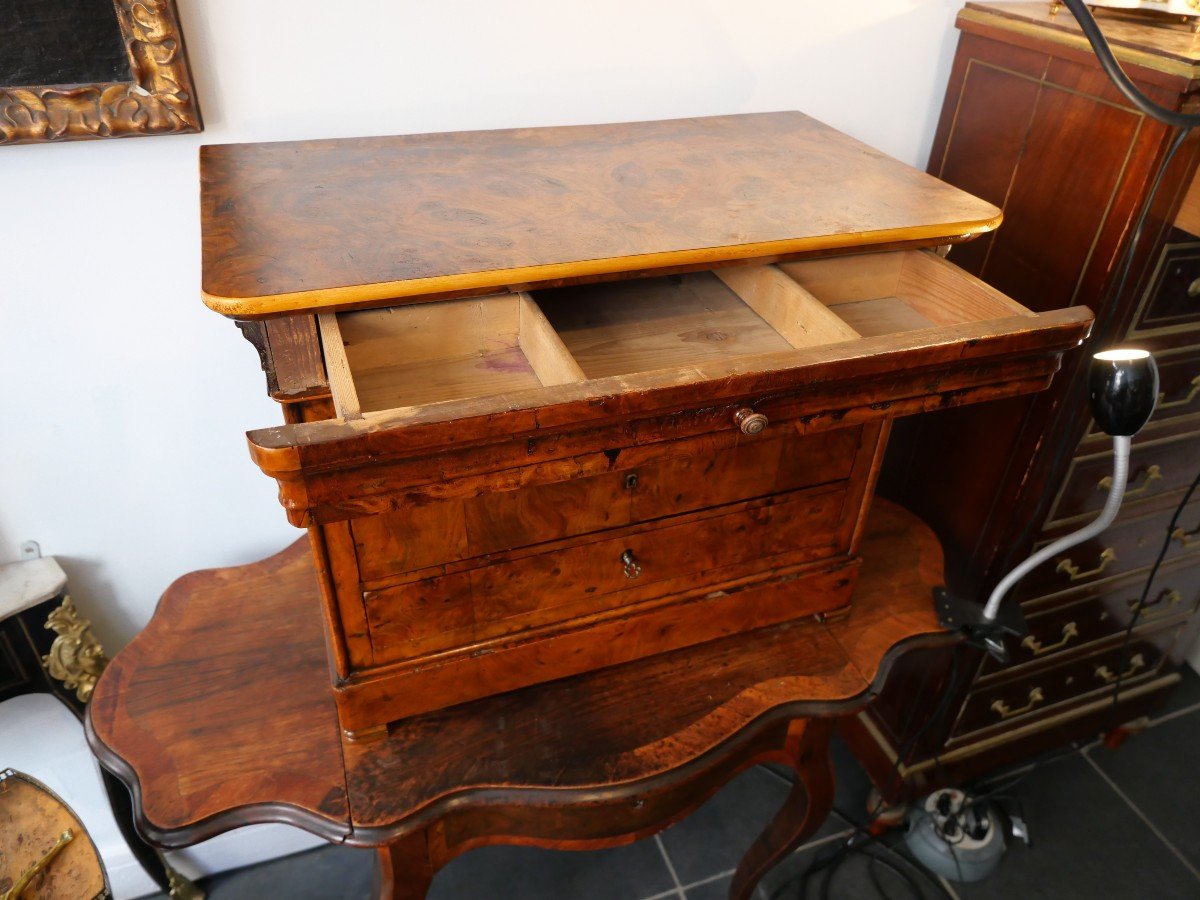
[938,0,1197,657]
[939,349,1159,660]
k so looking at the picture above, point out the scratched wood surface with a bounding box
[86,500,946,847]
[200,112,1003,317]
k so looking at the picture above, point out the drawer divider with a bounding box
[518,292,587,386]
[318,312,363,420]
[715,265,860,348]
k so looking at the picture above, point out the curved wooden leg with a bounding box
[374,828,437,900]
[728,718,836,900]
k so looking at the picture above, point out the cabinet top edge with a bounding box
[961,2,1200,76]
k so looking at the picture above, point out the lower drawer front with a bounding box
[950,627,1178,743]
[1045,428,1200,527]
[351,427,861,583]
[1016,496,1200,605]
[365,483,847,665]
[1130,238,1200,335]
[981,561,1200,680]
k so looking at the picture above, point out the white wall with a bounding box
[0,0,963,881]
[1,0,965,650]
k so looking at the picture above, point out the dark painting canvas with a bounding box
[0,0,129,88]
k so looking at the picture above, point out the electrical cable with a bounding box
[987,124,1189,611]
[866,643,964,823]
[866,853,923,900]
[1062,0,1200,130]
[1109,462,1200,722]
[971,0,1195,750]
[774,9,1199,897]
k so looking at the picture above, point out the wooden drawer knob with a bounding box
[734,408,768,435]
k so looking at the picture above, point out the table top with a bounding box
[86,500,947,848]
[200,111,1001,319]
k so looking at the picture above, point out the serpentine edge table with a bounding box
[85,500,952,900]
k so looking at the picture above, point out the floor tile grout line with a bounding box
[642,827,858,900]
[974,741,1089,789]
[759,765,793,786]
[1082,750,1200,882]
[677,867,736,891]
[640,889,685,900]
[652,833,687,899]
[1149,698,1200,727]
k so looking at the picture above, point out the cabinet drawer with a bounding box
[350,426,863,583]
[1130,240,1200,336]
[248,250,1089,529]
[1016,497,1200,604]
[364,483,847,665]
[950,627,1178,743]
[980,561,1200,680]
[1045,429,1200,527]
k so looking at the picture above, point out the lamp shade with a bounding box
[1088,349,1159,437]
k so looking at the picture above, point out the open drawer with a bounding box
[317,250,1066,417]
[248,249,1090,526]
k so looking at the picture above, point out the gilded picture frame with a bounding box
[0,0,202,146]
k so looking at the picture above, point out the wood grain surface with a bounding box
[86,500,948,848]
[0,771,106,900]
[85,542,350,845]
[200,112,1002,317]
[963,2,1200,74]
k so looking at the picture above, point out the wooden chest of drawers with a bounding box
[202,112,1090,736]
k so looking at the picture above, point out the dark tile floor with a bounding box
[161,668,1200,900]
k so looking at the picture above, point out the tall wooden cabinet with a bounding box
[843,1,1200,799]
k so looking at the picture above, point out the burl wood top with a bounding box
[963,2,1200,76]
[86,501,947,848]
[200,112,1002,318]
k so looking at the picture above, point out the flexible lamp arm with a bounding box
[981,435,1129,621]
[939,350,1158,660]
[1061,0,1200,130]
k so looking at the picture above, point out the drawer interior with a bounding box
[777,250,1029,336]
[532,270,841,378]
[319,250,1034,417]
[322,292,583,416]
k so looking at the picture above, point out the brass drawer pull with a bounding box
[734,408,768,435]
[1171,525,1200,548]
[1056,547,1116,581]
[991,687,1045,720]
[1094,653,1146,685]
[620,549,642,580]
[1098,465,1161,497]
[1157,375,1200,411]
[6,829,74,900]
[1128,589,1182,621]
[1021,621,1079,656]
[1188,277,1200,298]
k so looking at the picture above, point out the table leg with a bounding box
[374,829,437,900]
[728,718,835,900]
